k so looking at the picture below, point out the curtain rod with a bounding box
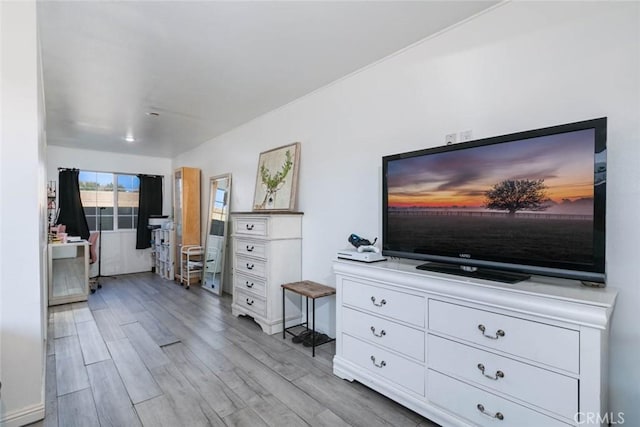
[58,167,78,171]
[137,174,164,179]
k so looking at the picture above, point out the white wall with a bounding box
[0,1,47,425]
[47,146,173,275]
[174,1,640,424]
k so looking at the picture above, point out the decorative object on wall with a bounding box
[253,142,300,211]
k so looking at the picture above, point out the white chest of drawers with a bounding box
[231,212,303,334]
[333,259,617,427]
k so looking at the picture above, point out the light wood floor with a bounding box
[33,272,439,427]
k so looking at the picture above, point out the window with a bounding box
[79,171,140,231]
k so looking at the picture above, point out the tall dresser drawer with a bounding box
[428,300,579,373]
[343,307,424,361]
[342,279,425,327]
[235,238,267,259]
[428,370,570,427]
[428,334,577,419]
[343,335,425,396]
[234,217,268,237]
[235,289,267,317]
[235,255,267,278]
[234,273,267,298]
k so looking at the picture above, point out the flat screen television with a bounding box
[382,118,607,284]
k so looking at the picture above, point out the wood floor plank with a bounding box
[134,395,183,427]
[100,287,137,325]
[219,326,307,382]
[250,393,308,427]
[223,407,269,427]
[121,321,170,369]
[217,342,326,423]
[110,279,146,314]
[93,308,127,342]
[293,372,418,427]
[132,309,180,347]
[47,314,55,356]
[87,291,108,311]
[308,408,352,427]
[44,355,58,427]
[57,387,100,427]
[149,363,226,426]
[162,342,245,418]
[76,320,110,365]
[106,338,162,404]
[55,335,90,396]
[72,302,93,323]
[86,360,142,427]
[53,306,77,338]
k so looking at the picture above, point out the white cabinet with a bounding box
[231,212,303,334]
[152,228,174,280]
[333,259,617,427]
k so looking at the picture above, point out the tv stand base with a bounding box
[416,261,530,284]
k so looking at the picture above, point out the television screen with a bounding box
[382,118,606,284]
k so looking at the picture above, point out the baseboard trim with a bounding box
[0,402,45,427]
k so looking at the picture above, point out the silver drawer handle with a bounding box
[477,404,504,420]
[370,296,386,307]
[246,224,254,230]
[246,298,254,306]
[370,326,386,338]
[245,281,254,288]
[478,324,505,340]
[246,263,254,270]
[477,363,504,380]
[370,356,386,368]
[246,245,254,252]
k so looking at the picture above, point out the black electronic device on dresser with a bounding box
[382,117,607,285]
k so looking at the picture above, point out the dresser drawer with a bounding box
[428,300,579,373]
[234,273,267,298]
[235,289,267,317]
[428,370,570,427]
[343,307,424,361]
[235,255,267,278]
[342,279,425,327]
[235,238,267,259]
[234,217,268,237]
[428,334,577,419]
[343,335,424,395]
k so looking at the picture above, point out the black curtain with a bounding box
[136,175,163,249]
[57,169,90,240]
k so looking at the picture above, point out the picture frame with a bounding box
[253,142,301,211]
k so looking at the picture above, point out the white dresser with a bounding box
[231,212,303,334]
[333,259,617,427]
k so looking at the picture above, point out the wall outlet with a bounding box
[445,133,457,145]
[459,130,473,142]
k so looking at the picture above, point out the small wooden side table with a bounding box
[281,280,336,357]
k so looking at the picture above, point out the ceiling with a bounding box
[37,1,498,158]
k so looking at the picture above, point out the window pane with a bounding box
[79,171,114,226]
[99,216,114,231]
[118,216,133,229]
[79,171,143,231]
[86,216,97,231]
[118,206,133,215]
